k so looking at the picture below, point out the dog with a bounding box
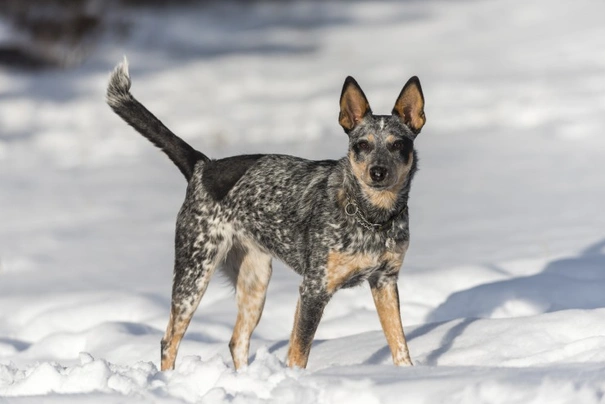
[106,59,426,370]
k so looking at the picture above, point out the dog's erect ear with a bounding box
[339,76,372,132]
[392,76,426,135]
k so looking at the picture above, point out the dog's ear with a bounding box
[339,76,372,132]
[392,76,426,135]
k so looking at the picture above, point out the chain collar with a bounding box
[344,195,408,233]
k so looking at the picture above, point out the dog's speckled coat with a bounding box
[106,59,426,370]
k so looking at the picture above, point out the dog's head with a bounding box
[339,76,425,210]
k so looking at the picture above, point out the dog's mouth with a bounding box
[368,182,391,190]
[365,178,399,191]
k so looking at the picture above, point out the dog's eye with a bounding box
[390,140,405,151]
[357,140,371,152]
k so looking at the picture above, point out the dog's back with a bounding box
[184,154,343,274]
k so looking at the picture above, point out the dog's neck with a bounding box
[340,161,410,225]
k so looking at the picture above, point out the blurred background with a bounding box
[0,0,218,70]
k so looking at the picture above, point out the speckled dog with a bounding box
[106,59,426,370]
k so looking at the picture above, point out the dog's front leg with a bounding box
[286,284,330,369]
[370,276,413,366]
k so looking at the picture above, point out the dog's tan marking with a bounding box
[385,134,397,144]
[393,78,426,133]
[229,241,272,370]
[161,311,182,370]
[393,150,414,182]
[339,79,371,131]
[364,187,399,211]
[161,307,195,371]
[371,282,412,366]
[161,267,216,371]
[326,242,408,294]
[366,134,375,143]
[326,250,381,294]
[348,151,369,184]
[286,300,309,368]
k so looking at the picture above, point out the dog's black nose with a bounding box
[369,166,388,183]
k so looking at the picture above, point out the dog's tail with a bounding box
[106,58,208,181]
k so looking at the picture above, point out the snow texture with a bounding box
[1,0,605,402]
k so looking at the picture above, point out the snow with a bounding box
[1,0,605,402]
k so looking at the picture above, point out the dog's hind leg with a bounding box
[228,241,272,370]
[161,230,231,371]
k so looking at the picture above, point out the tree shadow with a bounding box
[422,317,478,365]
[427,238,605,323]
[0,337,31,352]
[248,340,287,364]
[363,317,479,365]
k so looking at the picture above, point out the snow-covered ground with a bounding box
[2,0,605,402]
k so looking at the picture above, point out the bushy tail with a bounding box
[106,58,208,181]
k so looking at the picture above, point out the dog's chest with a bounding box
[324,241,406,293]
[318,214,410,292]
